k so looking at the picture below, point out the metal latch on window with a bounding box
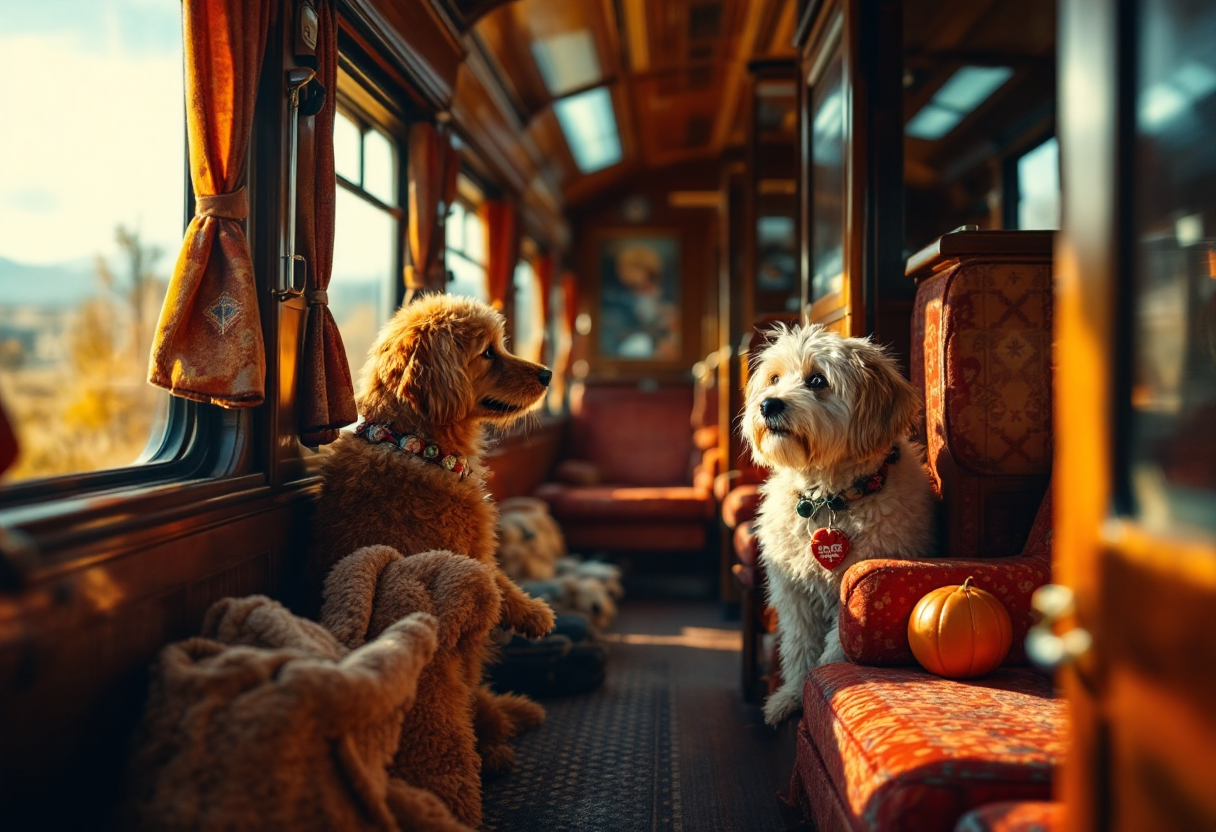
[276,67,325,302]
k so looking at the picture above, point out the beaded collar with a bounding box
[795,444,900,520]
[354,422,469,479]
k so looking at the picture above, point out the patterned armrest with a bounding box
[838,554,1050,666]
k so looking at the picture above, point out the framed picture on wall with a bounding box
[596,232,682,361]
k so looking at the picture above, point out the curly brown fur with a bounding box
[472,685,547,777]
[306,295,558,780]
[121,595,471,832]
[321,547,502,829]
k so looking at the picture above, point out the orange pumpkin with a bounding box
[908,576,1012,678]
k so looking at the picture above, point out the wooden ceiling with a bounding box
[902,0,1057,187]
[456,0,797,207]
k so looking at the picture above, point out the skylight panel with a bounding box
[905,104,964,140]
[905,65,1013,141]
[531,30,602,97]
[554,86,623,174]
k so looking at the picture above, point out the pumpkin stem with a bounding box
[963,576,974,591]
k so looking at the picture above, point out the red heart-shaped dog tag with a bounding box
[810,527,851,570]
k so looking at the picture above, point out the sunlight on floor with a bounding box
[602,626,743,651]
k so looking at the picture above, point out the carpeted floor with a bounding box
[482,601,799,832]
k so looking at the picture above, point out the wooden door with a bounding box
[1057,0,1216,828]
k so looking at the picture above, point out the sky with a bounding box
[0,0,186,268]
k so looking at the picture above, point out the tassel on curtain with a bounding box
[297,0,356,446]
[404,123,460,303]
[148,0,274,408]
[481,200,519,318]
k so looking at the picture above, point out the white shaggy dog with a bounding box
[743,325,935,725]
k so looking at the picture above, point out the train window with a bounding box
[0,1,183,484]
[446,199,490,302]
[1127,0,1216,536]
[808,40,845,302]
[1015,137,1060,230]
[513,259,544,363]
[330,108,402,383]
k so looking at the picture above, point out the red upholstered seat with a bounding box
[840,485,1052,666]
[532,483,714,521]
[534,383,715,553]
[955,801,1064,832]
[789,665,1066,832]
[721,484,761,529]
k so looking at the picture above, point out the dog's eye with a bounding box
[770,374,780,385]
[806,373,828,390]
[482,346,495,360]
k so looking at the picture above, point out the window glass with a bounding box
[0,0,183,483]
[334,111,362,184]
[363,128,395,206]
[1127,0,1216,536]
[330,188,396,384]
[1017,137,1060,230]
[513,260,544,363]
[446,202,488,302]
[809,43,845,302]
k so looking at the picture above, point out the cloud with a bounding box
[0,18,185,267]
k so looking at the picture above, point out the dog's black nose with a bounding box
[760,397,785,418]
[538,368,552,387]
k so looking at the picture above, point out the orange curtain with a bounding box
[562,271,579,341]
[148,0,274,408]
[297,0,356,446]
[481,200,520,313]
[405,123,460,301]
[534,253,555,326]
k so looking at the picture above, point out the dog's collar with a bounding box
[795,445,900,520]
[354,422,469,479]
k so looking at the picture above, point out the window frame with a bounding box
[0,6,219,508]
[444,183,490,303]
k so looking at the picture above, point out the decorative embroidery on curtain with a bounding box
[148,0,274,408]
[297,0,356,446]
[404,123,460,303]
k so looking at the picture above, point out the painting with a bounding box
[597,233,681,360]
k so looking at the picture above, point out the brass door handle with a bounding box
[1026,583,1094,670]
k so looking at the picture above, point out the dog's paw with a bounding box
[762,687,803,727]
[511,598,557,639]
[479,741,515,778]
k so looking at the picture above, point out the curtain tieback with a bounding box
[196,187,249,221]
[306,289,328,306]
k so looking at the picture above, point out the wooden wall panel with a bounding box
[0,487,317,831]
[570,160,722,383]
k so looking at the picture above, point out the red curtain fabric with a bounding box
[405,123,460,301]
[481,200,519,314]
[562,270,578,339]
[534,253,554,326]
[0,394,16,478]
[148,0,274,408]
[298,0,356,446]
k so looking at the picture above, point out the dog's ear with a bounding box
[846,343,919,460]
[392,323,472,425]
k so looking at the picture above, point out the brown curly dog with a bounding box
[307,294,556,782]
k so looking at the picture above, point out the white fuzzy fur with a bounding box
[742,325,935,725]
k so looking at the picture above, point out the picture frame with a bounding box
[594,231,683,362]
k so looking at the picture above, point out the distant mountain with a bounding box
[0,256,101,307]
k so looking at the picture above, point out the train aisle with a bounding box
[483,601,799,832]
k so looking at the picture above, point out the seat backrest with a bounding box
[568,383,694,486]
[908,230,1054,557]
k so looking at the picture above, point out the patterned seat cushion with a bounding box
[794,664,1066,832]
[839,485,1052,666]
[955,801,1063,832]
